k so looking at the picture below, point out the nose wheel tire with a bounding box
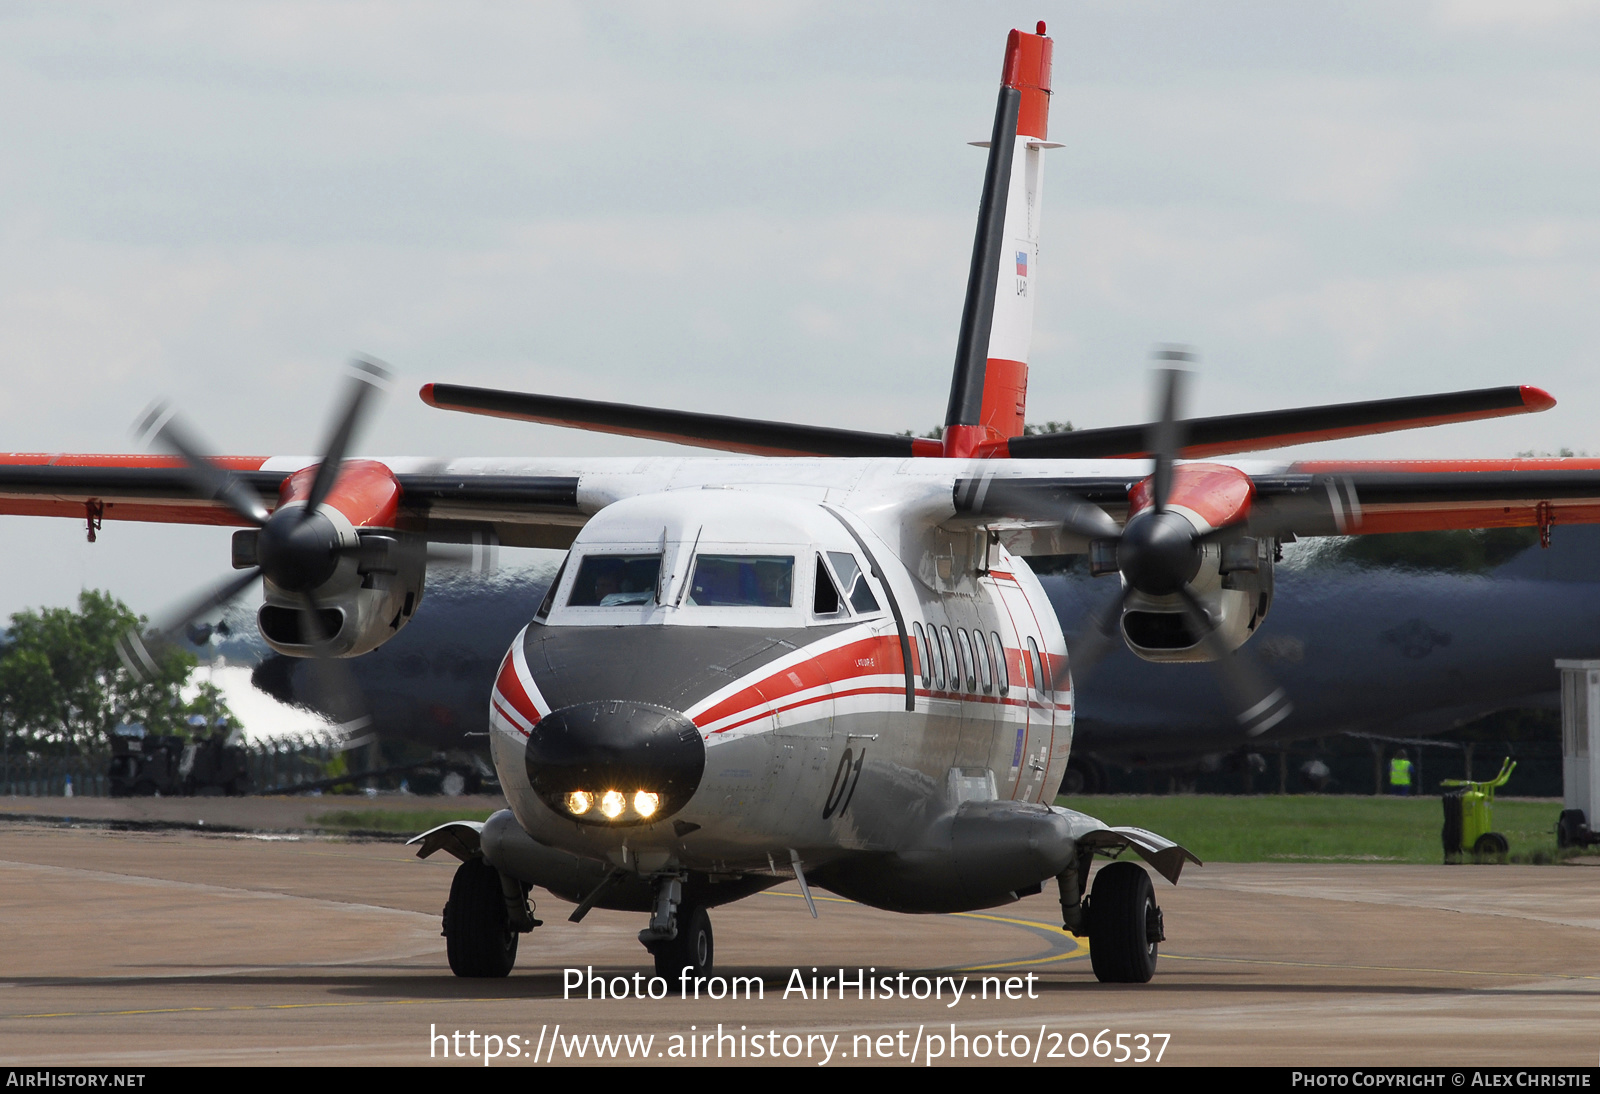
[444,858,518,978]
[1087,861,1161,984]
[649,904,713,982]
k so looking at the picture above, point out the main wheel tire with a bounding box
[1441,791,1464,858]
[1087,861,1159,984]
[1473,832,1509,861]
[1557,809,1586,850]
[444,858,518,977]
[651,904,713,983]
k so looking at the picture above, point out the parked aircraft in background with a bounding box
[1054,525,1600,789]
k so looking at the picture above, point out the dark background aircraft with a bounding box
[237,526,1593,797]
[1047,526,1593,795]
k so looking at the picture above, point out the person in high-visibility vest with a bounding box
[1388,749,1414,796]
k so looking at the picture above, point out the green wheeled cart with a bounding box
[1440,758,1516,863]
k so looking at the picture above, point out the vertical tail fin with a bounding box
[943,24,1055,459]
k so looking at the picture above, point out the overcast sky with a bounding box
[2,1,1598,620]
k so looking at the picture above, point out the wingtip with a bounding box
[418,382,438,407]
[1520,385,1557,412]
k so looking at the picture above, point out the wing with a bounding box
[0,454,588,549]
[951,458,1600,541]
[421,380,1552,461]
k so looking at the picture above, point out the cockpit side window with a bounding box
[826,551,881,614]
[813,555,843,615]
[535,556,568,619]
[688,555,794,607]
[567,554,662,607]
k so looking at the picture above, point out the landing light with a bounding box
[560,787,667,822]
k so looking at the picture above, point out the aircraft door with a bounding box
[993,580,1055,803]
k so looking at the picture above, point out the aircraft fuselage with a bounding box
[483,470,1075,914]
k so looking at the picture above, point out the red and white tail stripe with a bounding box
[981,25,1054,444]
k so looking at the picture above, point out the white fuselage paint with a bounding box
[442,455,1098,883]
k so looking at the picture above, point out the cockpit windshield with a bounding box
[567,554,662,607]
[687,555,794,607]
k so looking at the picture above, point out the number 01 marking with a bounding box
[822,747,866,819]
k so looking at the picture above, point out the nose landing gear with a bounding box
[639,875,715,981]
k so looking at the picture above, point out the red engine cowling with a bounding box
[244,460,427,658]
[1120,463,1275,663]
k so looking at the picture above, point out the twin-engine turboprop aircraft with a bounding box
[6,24,1600,985]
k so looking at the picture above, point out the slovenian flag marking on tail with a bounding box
[1015,251,1028,277]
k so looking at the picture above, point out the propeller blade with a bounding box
[137,403,270,526]
[950,476,1121,540]
[1058,496,1123,542]
[302,356,391,519]
[1059,584,1133,688]
[1147,353,1192,513]
[294,594,374,750]
[1175,585,1292,737]
[116,569,261,682]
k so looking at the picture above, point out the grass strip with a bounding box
[1055,795,1575,865]
[309,808,498,834]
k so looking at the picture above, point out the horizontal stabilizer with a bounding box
[421,383,942,458]
[1001,385,1555,460]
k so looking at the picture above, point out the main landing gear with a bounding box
[639,876,714,981]
[443,858,540,978]
[1084,861,1163,984]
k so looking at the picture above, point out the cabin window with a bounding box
[1027,636,1045,697]
[688,555,794,607]
[976,630,993,692]
[957,629,976,692]
[913,622,932,687]
[567,554,661,607]
[813,555,843,615]
[827,552,881,614]
[939,626,958,693]
[932,624,948,689]
[992,631,1009,694]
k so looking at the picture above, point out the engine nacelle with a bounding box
[1121,520,1275,663]
[234,459,428,659]
[1112,462,1277,665]
[256,533,427,658]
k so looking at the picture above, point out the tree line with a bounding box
[0,590,238,759]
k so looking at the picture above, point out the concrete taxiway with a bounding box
[1,817,1597,1067]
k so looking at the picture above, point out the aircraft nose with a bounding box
[524,700,705,826]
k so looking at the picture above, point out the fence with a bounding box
[1,737,344,798]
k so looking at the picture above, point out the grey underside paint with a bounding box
[414,804,1197,917]
[522,622,853,712]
